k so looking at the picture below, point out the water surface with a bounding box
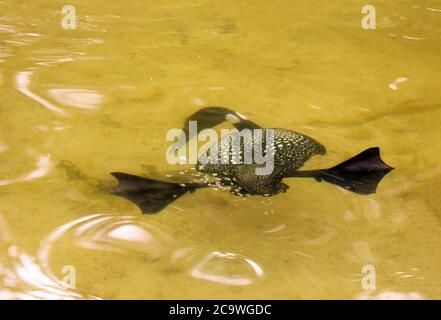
[1,0,441,299]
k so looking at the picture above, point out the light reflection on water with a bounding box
[35,213,266,292]
[191,251,264,286]
[0,153,51,186]
[48,89,104,110]
[0,0,440,299]
[39,214,175,257]
[0,215,96,299]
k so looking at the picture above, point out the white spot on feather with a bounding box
[225,113,240,123]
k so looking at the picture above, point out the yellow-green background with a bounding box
[0,0,440,299]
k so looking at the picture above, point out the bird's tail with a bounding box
[287,147,394,195]
[111,172,206,214]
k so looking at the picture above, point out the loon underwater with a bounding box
[111,107,394,214]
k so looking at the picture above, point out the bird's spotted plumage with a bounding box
[197,128,326,195]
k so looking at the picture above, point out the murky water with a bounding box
[1,0,441,299]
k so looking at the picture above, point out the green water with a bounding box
[1,0,441,299]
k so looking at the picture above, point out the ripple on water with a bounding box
[0,152,51,186]
[38,214,176,262]
[190,251,264,286]
[48,88,105,110]
[33,213,267,293]
[0,216,96,299]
